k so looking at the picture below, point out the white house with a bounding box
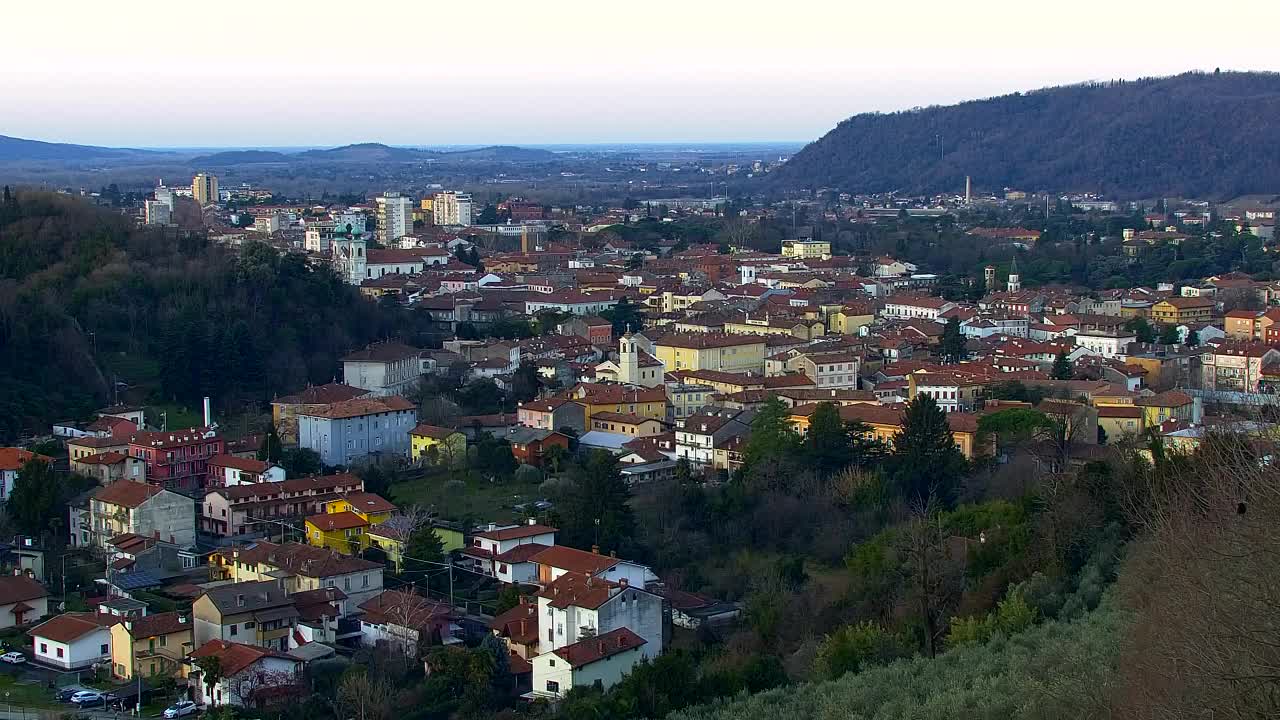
[1073,329,1138,359]
[28,613,114,669]
[459,522,558,584]
[357,589,459,655]
[528,546,657,588]
[187,640,303,709]
[0,575,49,629]
[530,627,649,698]
[881,296,956,321]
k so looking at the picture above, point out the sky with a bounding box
[5,0,1280,148]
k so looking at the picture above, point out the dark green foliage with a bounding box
[0,192,418,442]
[1051,351,1073,380]
[257,425,283,463]
[804,402,852,473]
[773,71,1280,199]
[7,460,94,541]
[551,450,636,553]
[280,447,322,476]
[813,621,909,680]
[740,397,800,481]
[510,361,540,403]
[470,433,518,478]
[602,296,645,335]
[939,316,967,364]
[888,394,966,507]
[1125,316,1156,343]
[1157,323,1181,345]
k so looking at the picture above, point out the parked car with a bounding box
[0,651,25,664]
[70,690,106,705]
[56,686,90,702]
[163,700,200,718]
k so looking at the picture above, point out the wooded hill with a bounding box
[771,71,1280,199]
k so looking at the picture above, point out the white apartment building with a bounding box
[145,200,171,225]
[376,193,413,243]
[433,191,473,226]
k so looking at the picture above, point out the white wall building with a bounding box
[376,193,414,243]
[29,613,113,669]
[433,191,474,227]
[1073,330,1138,359]
[530,627,650,698]
[144,200,171,225]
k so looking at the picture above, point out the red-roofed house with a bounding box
[530,627,649,698]
[207,455,285,487]
[0,448,52,502]
[186,640,303,709]
[28,612,115,669]
[461,521,558,584]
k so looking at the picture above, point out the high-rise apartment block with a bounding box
[375,192,413,243]
[432,191,473,226]
[192,173,219,206]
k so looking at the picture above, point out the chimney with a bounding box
[125,620,132,631]
[527,517,536,526]
[520,619,526,636]
[178,613,189,624]
[203,397,212,427]
[609,550,616,558]
[591,545,600,555]
[236,594,245,607]
[619,577,628,587]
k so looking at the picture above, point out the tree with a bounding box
[939,316,967,364]
[889,394,966,508]
[812,621,907,680]
[1052,351,1074,380]
[1125,316,1157,343]
[193,656,224,706]
[334,667,393,720]
[257,424,283,464]
[542,444,568,475]
[511,361,540,403]
[7,460,89,540]
[402,525,445,580]
[280,447,322,476]
[741,397,800,481]
[1184,327,1200,347]
[601,297,645,336]
[805,402,852,473]
[554,450,635,552]
[1158,323,1181,345]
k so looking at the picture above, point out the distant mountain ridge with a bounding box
[0,134,162,162]
[772,71,1280,199]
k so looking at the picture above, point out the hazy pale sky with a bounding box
[5,0,1279,147]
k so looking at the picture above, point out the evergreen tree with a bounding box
[403,525,446,576]
[939,316,967,364]
[1051,351,1073,380]
[1125,316,1157,343]
[741,397,800,480]
[555,450,636,553]
[805,402,852,473]
[889,394,966,508]
[1158,323,1181,345]
[511,361,541,403]
[257,424,283,463]
[1184,328,1200,347]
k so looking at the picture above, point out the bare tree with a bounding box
[335,669,394,720]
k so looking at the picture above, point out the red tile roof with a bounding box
[0,448,52,472]
[93,481,162,509]
[409,424,462,440]
[208,455,271,473]
[529,546,618,576]
[301,396,416,420]
[476,524,558,542]
[28,613,115,643]
[119,611,191,639]
[0,576,48,606]
[189,640,295,676]
[551,627,646,668]
[306,511,368,532]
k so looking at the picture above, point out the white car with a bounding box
[70,690,106,705]
[0,651,24,664]
[164,700,199,718]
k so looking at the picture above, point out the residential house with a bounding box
[185,640,304,709]
[71,452,145,485]
[110,611,194,679]
[270,383,372,444]
[649,332,768,374]
[588,413,665,438]
[534,570,663,655]
[358,589,458,655]
[557,316,614,345]
[28,612,114,669]
[1074,329,1139,359]
[460,522,558,583]
[504,428,572,468]
[202,473,364,538]
[517,398,587,435]
[566,383,669,423]
[1097,406,1145,442]
[666,383,715,421]
[1200,342,1280,392]
[342,342,424,396]
[124,428,225,492]
[803,404,986,459]
[408,424,467,465]
[89,481,196,551]
[297,396,417,466]
[881,296,956,321]
[0,449,52,502]
[304,493,396,555]
[907,372,984,413]
[529,545,656,588]
[791,352,861,389]
[365,520,464,573]
[674,412,751,468]
[212,541,384,607]
[65,435,131,464]
[0,575,48,628]
[1149,297,1214,326]
[1135,390,1200,426]
[530,627,648,698]
[207,455,285,487]
[192,581,299,652]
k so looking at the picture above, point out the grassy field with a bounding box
[390,472,546,524]
[0,671,56,708]
[145,403,204,430]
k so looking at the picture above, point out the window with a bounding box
[229,624,238,636]
[344,577,351,591]
[245,621,256,629]
[39,643,46,654]
[362,575,369,588]
[100,643,109,655]
[159,635,167,647]
[549,659,556,667]
[547,628,554,642]
[57,647,64,658]
[546,681,560,694]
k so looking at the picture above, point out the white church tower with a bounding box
[617,329,640,385]
[1006,257,1021,293]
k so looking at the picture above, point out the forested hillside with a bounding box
[772,71,1280,198]
[0,190,420,440]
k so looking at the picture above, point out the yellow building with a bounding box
[828,305,876,335]
[791,403,985,459]
[366,522,465,572]
[409,424,467,465]
[304,493,396,555]
[1097,406,1144,442]
[781,240,831,259]
[110,612,194,680]
[1149,297,1214,325]
[651,333,767,373]
[723,316,825,340]
[567,383,669,422]
[588,412,665,437]
[192,173,219,206]
[1134,390,1196,427]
